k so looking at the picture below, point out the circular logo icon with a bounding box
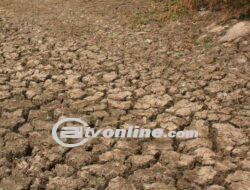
[52,117,90,148]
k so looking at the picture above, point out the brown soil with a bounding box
[0,1,249,189]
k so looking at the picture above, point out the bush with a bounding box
[164,0,249,18]
[179,0,249,10]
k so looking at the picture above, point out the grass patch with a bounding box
[133,0,189,25]
[173,0,250,18]
[133,0,249,26]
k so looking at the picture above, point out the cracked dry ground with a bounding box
[0,1,250,190]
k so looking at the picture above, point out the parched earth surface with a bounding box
[0,0,249,190]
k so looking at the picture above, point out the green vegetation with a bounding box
[133,0,249,26]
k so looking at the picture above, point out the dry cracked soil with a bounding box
[0,0,249,190]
